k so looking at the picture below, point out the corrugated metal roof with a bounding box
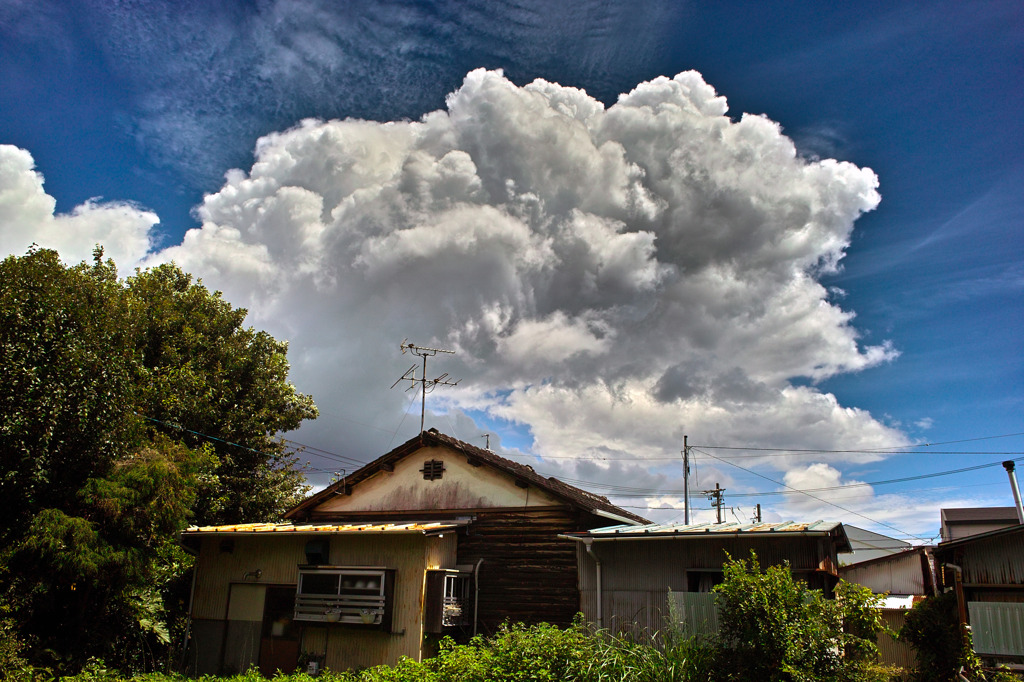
[183,520,466,535]
[567,519,844,537]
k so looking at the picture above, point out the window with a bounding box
[294,566,395,629]
[421,459,445,480]
[424,569,471,632]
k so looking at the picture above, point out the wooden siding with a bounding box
[456,508,582,633]
[189,532,456,674]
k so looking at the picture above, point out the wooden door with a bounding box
[259,586,300,676]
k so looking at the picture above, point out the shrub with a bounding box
[712,552,887,682]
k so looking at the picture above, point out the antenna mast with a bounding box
[391,340,460,433]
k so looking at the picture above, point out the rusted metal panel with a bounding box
[969,602,1024,656]
[958,533,1024,586]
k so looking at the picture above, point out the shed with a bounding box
[561,520,850,639]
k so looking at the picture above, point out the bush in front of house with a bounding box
[711,552,892,682]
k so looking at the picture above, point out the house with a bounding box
[560,520,851,639]
[940,507,1020,542]
[932,523,1024,664]
[180,429,648,675]
[839,546,934,668]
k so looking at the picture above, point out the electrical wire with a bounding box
[692,447,929,542]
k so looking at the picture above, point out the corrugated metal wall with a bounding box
[575,536,837,640]
[189,532,455,674]
[877,610,916,670]
[969,602,1024,656]
[957,533,1024,587]
[840,552,927,595]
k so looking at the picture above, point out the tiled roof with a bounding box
[285,429,649,524]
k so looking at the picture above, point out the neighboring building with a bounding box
[839,525,912,565]
[839,546,934,668]
[560,520,851,639]
[940,507,1019,542]
[933,523,1024,663]
[181,429,647,675]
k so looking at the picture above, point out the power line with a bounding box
[692,431,1024,454]
[548,456,1023,499]
[692,448,929,542]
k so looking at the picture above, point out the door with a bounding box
[259,586,300,676]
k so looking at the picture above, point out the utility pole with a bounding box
[703,483,726,524]
[752,503,762,524]
[682,435,691,525]
[391,340,460,433]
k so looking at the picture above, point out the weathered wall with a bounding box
[575,535,840,638]
[188,531,457,674]
[314,444,562,514]
[457,508,582,633]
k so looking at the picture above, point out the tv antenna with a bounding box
[391,340,460,433]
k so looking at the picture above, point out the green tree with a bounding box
[0,247,316,673]
[127,263,317,523]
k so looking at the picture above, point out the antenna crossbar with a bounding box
[392,340,460,433]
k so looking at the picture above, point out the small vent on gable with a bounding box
[421,460,445,481]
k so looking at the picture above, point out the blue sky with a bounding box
[1,0,1021,539]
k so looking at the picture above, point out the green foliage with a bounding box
[127,263,317,523]
[898,592,983,682]
[0,248,316,675]
[712,552,888,682]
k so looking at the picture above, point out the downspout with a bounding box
[1002,461,1024,523]
[472,558,484,636]
[179,558,199,673]
[584,538,602,630]
[946,563,970,653]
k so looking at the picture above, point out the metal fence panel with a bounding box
[969,602,1024,656]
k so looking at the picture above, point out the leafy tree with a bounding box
[0,247,316,673]
[127,263,317,523]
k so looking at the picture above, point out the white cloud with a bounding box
[2,69,922,528]
[0,144,157,272]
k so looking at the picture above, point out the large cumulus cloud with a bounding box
[2,69,911,526]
